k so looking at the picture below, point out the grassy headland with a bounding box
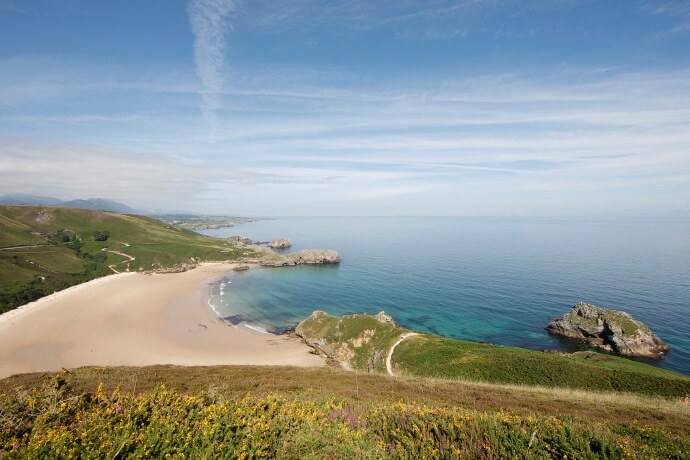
[0,205,256,313]
[296,311,690,397]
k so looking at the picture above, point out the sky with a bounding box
[1,0,689,217]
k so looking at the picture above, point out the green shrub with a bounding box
[94,230,110,241]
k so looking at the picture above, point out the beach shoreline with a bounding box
[204,269,277,334]
[0,263,323,379]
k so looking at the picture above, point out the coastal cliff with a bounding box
[547,302,670,359]
[295,310,400,371]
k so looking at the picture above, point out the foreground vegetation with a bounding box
[1,366,689,459]
[0,205,256,313]
[297,311,690,397]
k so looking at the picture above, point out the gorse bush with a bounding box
[1,374,687,459]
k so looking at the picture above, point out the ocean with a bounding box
[200,217,690,375]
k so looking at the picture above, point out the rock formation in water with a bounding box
[259,249,340,267]
[546,302,670,359]
[270,238,292,249]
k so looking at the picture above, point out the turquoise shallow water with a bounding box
[201,217,690,375]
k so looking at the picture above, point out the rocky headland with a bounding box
[259,249,340,267]
[232,236,340,267]
[295,310,400,371]
[546,302,670,359]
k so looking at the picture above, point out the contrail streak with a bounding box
[188,0,235,142]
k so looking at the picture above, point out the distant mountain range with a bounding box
[0,194,136,214]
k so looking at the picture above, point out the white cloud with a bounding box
[2,54,690,216]
[0,138,296,208]
[188,0,236,141]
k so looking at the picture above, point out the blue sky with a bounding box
[1,0,689,216]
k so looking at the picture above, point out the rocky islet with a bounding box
[546,302,670,359]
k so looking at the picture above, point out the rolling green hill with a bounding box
[0,205,256,313]
[296,311,690,397]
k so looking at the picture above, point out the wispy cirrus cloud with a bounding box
[245,0,504,30]
[188,0,236,141]
[642,0,690,35]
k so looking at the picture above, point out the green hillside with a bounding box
[296,311,690,397]
[0,205,256,313]
[1,366,688,459]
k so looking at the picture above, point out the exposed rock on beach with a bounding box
[547,302,670,359]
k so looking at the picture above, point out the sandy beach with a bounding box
[0,263,323,379]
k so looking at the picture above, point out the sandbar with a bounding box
[0,263,323,379]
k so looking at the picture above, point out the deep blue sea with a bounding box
[200,217,690,375]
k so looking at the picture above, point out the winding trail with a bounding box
[101,243,135,274]
[386,332,419,376]
[0,244,49,251]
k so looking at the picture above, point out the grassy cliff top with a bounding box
[0,205,257,313]
[296,311,690,397]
